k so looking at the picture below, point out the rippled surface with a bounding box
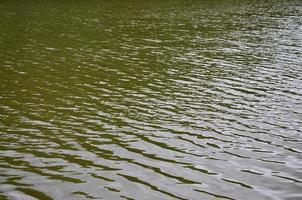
[1,0,302,199]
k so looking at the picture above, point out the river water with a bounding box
[0,1,302,200]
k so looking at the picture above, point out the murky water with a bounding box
[1,0,302,199]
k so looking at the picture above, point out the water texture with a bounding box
[0,0,302,199]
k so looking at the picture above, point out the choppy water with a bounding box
[1,1,302,200]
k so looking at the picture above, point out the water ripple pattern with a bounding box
[0,1,302,200]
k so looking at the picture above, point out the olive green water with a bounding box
[1,0,302,200]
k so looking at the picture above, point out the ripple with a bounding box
[1,0,302,199]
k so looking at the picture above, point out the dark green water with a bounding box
[1,0,302,199]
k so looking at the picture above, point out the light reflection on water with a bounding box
[0,0,302,200]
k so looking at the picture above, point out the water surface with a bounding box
[0,0,302,200]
